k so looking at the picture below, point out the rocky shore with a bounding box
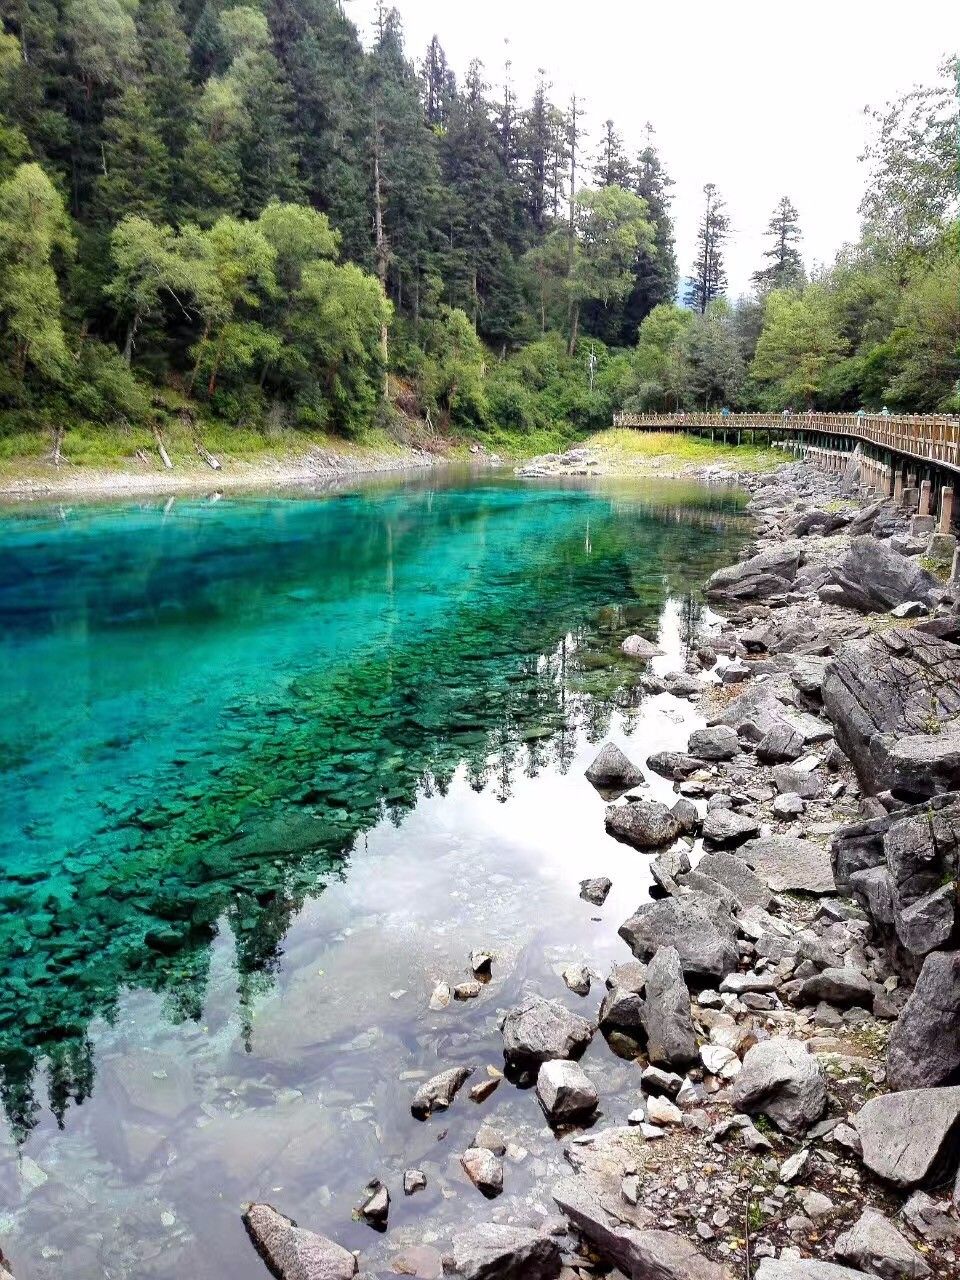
[242,453,960,1279]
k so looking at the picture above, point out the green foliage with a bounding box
[751,286,846,407]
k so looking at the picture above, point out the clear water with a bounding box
[0,471,749,1278]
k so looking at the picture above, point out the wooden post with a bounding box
[918,479,932,516]
[893,471,904,502]
[940,486,955,535]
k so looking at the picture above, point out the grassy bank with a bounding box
[582,428,783,474]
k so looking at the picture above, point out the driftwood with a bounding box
[51,423,64,467]
[153,425,173,469]
[195,440,222,470]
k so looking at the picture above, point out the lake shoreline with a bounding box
[339,451,960,1279]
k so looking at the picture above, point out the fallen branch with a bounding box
[195,440,222,470]
[153,425,173,469]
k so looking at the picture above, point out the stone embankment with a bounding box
[244,454,960,1279]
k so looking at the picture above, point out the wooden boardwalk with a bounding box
[612,412,960,477]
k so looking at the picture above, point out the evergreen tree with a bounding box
[752,196,804,294]
[685,182,729,313]
[593,119,633,188]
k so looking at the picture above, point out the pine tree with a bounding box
[593,119,632,189]
[685,182,729,313]
[521,71,551,236]
[752,196,804,294]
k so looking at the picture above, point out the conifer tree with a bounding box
[686,183,729,313]
[752,196,805,294]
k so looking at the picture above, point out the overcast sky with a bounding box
[366,0,957,297]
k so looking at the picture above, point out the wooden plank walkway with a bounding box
[612,412,960,476]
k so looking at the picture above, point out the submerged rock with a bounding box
[501,995,594,1068]
[460,1147,503,1197]
[242,1204,358,1280]
[621,634,660,659]
[449,1222,562,1280]
[411,1066,473,1119]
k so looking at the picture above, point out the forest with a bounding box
[0,0,957,456]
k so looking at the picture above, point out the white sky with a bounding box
[370,0,958,296]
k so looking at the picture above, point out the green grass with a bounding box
[472,422,580,460]
[584,428,782,472]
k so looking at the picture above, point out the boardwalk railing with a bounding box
[612,412,960,475]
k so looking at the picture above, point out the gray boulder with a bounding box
[646,750,707,780]
[536,1059,599,1123]
[756,1261,878,1279]
[450,1222,562,1280]
[460,1147,503,1197]
[242,1204,357,1280]
[702,809,761,849]
[622,634,660,659]
[739,835,836,895]
[411,1066,473,1119]
[641,946,697,1068]
[585,742,644,796]
[756,721,806,764]
[501,996,594,1068]
[882,726,960,801]
[854,1086,960,1187]
[619,892,740,979]
[605,800,682,850]
[732,1038,827,1135]
[650,847,692,895]
[598,984,645,1033]
[684,850,771,911]
[887,950,960,1090]
[834,1207,931,1280]
[819,536,938,613]
[800,967,873,1008]
[706,543,803,602]
[580,876,613,906]
[687,725,741,761]
[822,629,960,797]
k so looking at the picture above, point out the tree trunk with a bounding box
[187,320,211,395]
[51,423,64,467]
[123,313,141,366]
[567,301,580,357]
[372,114,390,399]
[153,425,173,469]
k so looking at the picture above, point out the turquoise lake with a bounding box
[0,471,750,1278]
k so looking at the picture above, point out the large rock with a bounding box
[732,1038,827,1135]
[460,1147,503,1197]
[411,1066,473,1119]
[501,996,594,1068]
[706,543,803,602]
[834,1207,931,1280]
[819,536,939,613]
[689,850,771,911]
[242,1204,357,1280]
[619,892,740,980]
[536,1059,599,1123]
[641,947,697,1068]
[585,743,644,796]
[701,810,762,850]
[887,951,960,1090]
[822,630,960,797]
[605,800,682,851]
[710,678,796,743]
[598,984,645,1033]
[622,634,660,659]
[555,1166,732,1280]
[739,835,836,895]
[646,750,707,780]
[687,725,741,761]
[799,967,873,1008]
[756,721,806,764]
[755,1261,878,1280]
[449,1223,562,1280]
[854,1086,960,1187]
